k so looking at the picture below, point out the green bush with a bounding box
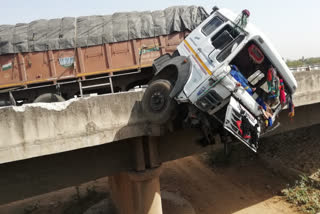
[282,175,320,214]
[286,57,320,68]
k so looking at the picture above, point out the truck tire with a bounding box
[142,79,176,124]
[33,93,65,103]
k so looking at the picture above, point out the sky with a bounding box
[1,0,319,60]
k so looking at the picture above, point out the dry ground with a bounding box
[0,143,303,214]
[160,147,301,214]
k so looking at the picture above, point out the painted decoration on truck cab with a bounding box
[59,57,74,68]
[139,46,160,55]
[1,62,12,71]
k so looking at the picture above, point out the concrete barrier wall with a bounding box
[293,70,320,106]
[0,91,159,164]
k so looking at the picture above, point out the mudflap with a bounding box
[223,97,260,153]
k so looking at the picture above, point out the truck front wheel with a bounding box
[142,79,176,124]
[33,93,65,103]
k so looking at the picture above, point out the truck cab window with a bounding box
[212,30,234,50]
[202,16,224,36]
[211,25,240,50]
[217,35,245,62]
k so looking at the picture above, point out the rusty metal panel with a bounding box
[110,41,133,69]
[25,52,51,82]
[47,51,57,78]
[82,45,108,74]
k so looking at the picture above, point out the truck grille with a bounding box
[196,90,223,111]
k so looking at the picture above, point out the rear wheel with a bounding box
[142,79,176,124]
[33,93,65,103]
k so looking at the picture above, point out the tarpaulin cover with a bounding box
[0,6,208,55]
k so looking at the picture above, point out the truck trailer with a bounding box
[0,6,207,105]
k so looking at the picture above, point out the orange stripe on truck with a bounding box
[184,40,212,75]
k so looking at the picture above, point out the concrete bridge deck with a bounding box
[0,90,160,164]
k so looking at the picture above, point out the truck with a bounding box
[0,6,297,152]
[0,6,207,105]
[141,7,297,152]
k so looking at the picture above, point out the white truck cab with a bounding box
[142,7,297,152]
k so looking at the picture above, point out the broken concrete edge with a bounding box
[0,90,166,165]
[1,90,145,112]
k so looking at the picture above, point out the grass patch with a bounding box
[282,174,320,214]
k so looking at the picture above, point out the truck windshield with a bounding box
[211,25,240,51]
[202,16,224,36]
[217,35,245,62]
[212,30,234,50]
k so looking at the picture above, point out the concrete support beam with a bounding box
[145,137,161,168]
[133,138,146,172]
[109,136,163,214]
[110,167,163,214]
[293,70,320,107]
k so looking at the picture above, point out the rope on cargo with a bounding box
[56,17,78,82]
[74,16,78,66]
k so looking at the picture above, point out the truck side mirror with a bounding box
[211,6,219,14]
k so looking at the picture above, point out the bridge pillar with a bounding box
[110,136,163,214]
[109,167,163,214]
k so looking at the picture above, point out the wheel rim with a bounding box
[150,92,166,111]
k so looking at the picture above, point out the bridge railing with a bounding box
[290,65,320,72]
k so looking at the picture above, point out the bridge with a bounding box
[0,70,319,214]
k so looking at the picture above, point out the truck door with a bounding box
[179,15,226,97]
[224,96,260,152]
[185,15,225,73]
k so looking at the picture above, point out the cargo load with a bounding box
[0,6,207,54]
